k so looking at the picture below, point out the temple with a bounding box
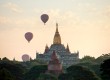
[36,23,79,67]
[47,51,62,76]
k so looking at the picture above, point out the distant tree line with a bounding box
[0,53,110,80]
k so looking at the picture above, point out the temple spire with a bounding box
[44,44,49,53]
[66,44,70,53]
[56,23,58,33]
[51,51,58,60]
[53,23,61,44]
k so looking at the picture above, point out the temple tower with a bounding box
[47,51,62,76]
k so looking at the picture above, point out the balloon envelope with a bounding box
[41,14,49,24]
[22,54,30,62]
[25,32,33,43]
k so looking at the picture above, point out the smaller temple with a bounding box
[47,51,62,76]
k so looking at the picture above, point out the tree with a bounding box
[2,57,10,61]
[0,61,25,80]
[77,62,101,76]
[66,65,101,80]
[80,55,95,63]
[21,59,46,69]
[96,53,110,64]
[100,58,110,80]
[0,68,15,80]
[38,73,58,80]
[24,65,47,80]
[58,73,71,80]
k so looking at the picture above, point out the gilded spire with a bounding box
[53,23,61,44]
[56,23,58,33]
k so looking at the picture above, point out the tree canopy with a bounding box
[0,68,15,80]
[80,55,95,63]
[63,65,101,80]
[24,65,47,80]
[0,61,25,80]
[100,58,110,80]
[38,73,57,80]
[96,53,110,63]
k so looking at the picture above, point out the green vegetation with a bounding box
[24,65,47,80]
[0,53,110,80]
[38,73,58,80]
[0,58,25,80]
[100,58,110,80]
[0,68,15,80]
[67,65,101,80]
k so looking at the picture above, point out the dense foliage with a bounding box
[0,53,110,80]
[0,68,15,80]
[59,65,101,80]
[100,58,110,80]
[0,58,25,80]
[24,65,47,80]
[38,73,58,80]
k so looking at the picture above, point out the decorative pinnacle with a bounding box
[56,23,58,33]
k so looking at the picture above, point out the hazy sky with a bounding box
[0,0,110,61]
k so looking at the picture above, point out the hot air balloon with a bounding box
[22,54,30,62]
[41,14,49,25]
[25,32,33,43]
